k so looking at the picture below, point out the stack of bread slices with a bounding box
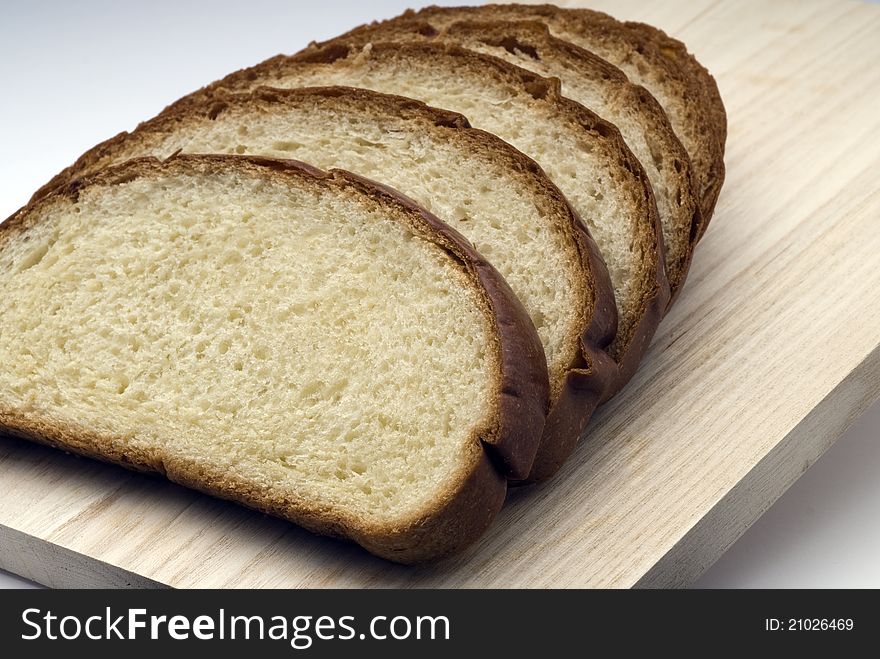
[0,4,725,563]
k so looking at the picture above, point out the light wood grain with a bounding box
[2,0,880,588]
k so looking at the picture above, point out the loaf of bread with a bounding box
[0,155,550,562]
[4,3,728,562]
[322,18,701,302]
[161,40,669,400]
[29,86,618,481]
[366,3,727,231]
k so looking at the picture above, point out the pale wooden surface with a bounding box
[2,0,880,588]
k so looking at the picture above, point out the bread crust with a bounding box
[28,84,621,481]
[324,17,701,303]
[0,154,550,562]
[372,3,726,233]
[612,17,727,229]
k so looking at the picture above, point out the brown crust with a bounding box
[528,223,618,479]
[26,85,618,481]
[615,18,727,229]
[372,3,726,234]
[0,154,551,562]
[328,17,701,303]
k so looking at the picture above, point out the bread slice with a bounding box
[366,3,727,233]
[0,154,550,562]
[161,41,669,403]
[32,87,617,480]
[326,18,700,303]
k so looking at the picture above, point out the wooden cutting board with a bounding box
[2,0,879,588]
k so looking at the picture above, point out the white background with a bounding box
[1,0,878,588]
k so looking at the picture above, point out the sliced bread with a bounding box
[163,41,670,403]
[327,18,700,302]
[0,154,550,562]
[368,3,727,232]
[33,86,617,480]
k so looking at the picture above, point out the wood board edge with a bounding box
[0,524,167,589]
[634,343,880,588]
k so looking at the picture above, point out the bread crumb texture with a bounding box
[83,93,585,395]
[230,47,646,352]
[0,168,496,524]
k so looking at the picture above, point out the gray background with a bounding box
[1,0,878,588]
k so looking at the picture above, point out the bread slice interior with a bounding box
[0,155,549,561]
